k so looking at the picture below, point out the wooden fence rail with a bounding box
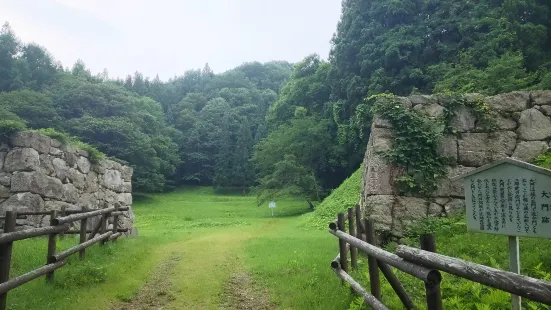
[329,205,551,309]
[0,205,125,310]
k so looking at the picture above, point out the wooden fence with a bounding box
[329,205,551,310]
[0,206,129,310]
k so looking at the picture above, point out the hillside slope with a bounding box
[305,167,362,229]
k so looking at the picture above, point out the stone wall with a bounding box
[0,131,135,232]
[362,91,551,237]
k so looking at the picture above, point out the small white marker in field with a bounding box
[269,201,276,217]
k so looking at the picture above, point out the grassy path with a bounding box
[7,187,352,309]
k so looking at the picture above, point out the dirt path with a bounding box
[110,223,279,310]
[220,272,276,310]
[110,252,182,310]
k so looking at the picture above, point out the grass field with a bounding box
[6,183,551,309]
[6,187,355,310]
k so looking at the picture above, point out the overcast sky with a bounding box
[0,0,342,80]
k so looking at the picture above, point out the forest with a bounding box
[1,0,550,204]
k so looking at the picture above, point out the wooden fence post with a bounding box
[46,210,57,282]
[364,217,381,301]
[0,211,16,310]
[100,211,108,246]
[111,206,119,242]
[421,234,442,310]
[58,206,66,240]
[348,208,357,269]
[355,205,363,241]
[337,213,348,273]
[79,207,87,259]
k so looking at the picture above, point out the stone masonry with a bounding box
[361,91,551,237]
[0,131,135,233]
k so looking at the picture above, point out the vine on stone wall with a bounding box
[441,92,498,133]
[369,94,447,196]
[368,93,494,197]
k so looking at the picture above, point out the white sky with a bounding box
[0,0,342,80]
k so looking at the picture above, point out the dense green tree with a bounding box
[0,23,19,91]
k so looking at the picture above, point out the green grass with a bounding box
[6,187,356,310]
[304,166,363,229]
[8,182,550,310]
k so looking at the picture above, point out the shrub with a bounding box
[0,119,27,139]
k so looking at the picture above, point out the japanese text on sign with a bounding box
[463,163,551,238]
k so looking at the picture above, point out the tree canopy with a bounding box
[1,0,550,205]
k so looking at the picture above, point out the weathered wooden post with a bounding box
[46,210,57,282]
[79,207,88,259]
[0,211,16,310]
[421,234,442,310]
[348,208,357,269]
[111,206,119,242]
[364,217,381,301]
[100,211,108,246]
[58,206,66,240]
[355,205,363,241]
[337,213,348,273]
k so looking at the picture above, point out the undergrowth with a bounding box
[35,128,105,163]
[304,167,362,229]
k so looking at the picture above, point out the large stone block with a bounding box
[444,199,465,216]
[434,166,476,197]
[531,90,551,105]
[117,193,132,206]
[11,172,64,199]
[77,193,100,209]
[50,139,62,148]
[410,95,438,106]
[538,105,551,117]
[64,153,78,168]
[437,135,458,165]
[0,173,10,186]
[77,156,91,174]
[516,109,551,141]
[0,152,5,171]
[120,166,133,181]
[486,91,529,112]
[413,103,445,119]
[101,169,123,191]
[364,128,398,196]
[68,168,86,190]
[121,182,132,193]
[0,185,10,198]
[52,158,70,181]
[458,132,517,166]
[44,200,75,211]
[512,141,548,162]
[10,131,51,154]
[4,148,40,172]
[495,114,517,130]
[373,115,393,129]
[392,197,438,236]
[0,193,44,213]
[449,106,476,132]
[49,147,62,156]
[363,195,394,231]
[62,184,78,203]
[39,154,55,176]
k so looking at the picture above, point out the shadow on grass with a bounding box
[132,193,155,204]
[270,208,313,218]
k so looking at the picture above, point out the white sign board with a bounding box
[463,160,551,238]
